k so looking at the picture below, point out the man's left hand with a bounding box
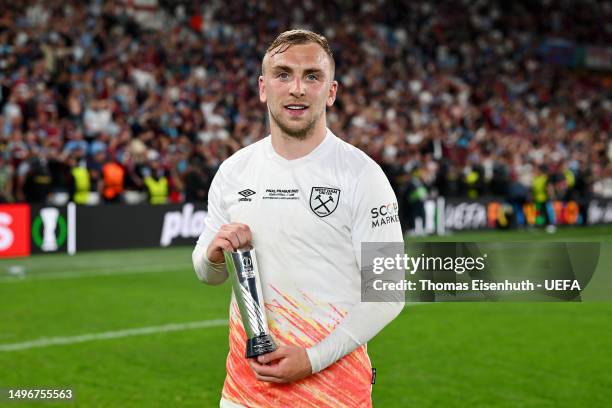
[249,345,312,383]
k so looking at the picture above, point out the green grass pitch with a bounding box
[1,226,611,407]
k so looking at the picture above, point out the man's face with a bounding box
[259,43,338,139]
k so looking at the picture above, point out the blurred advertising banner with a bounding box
[30,204,72,255]
[75,202,206,251]
[2,199,611,257]
[0,204,30,258]
[420,198,612,233]
[1,202,205,257]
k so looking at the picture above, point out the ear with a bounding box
[259,76,266,103]
[326,80,338,107]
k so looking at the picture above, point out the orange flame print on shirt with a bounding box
[222,286,373,408]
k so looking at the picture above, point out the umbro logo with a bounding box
[238,189,256,202]
[239,189,256,198]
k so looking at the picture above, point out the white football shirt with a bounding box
[195,128,404,408]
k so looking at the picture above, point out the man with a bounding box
[101,155,126,203]
[143,155,169,204]
[0,154,14,203]
[193,29,404,408]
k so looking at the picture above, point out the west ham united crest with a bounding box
[310,187,340,217]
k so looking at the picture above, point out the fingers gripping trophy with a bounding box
[224,246,277,358]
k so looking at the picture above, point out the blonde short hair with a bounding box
[262,29,335,79]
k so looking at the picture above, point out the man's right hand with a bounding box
[206,223,253,263]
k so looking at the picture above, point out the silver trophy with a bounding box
[224,247,277,358]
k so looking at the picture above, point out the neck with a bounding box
[270,120,327,160]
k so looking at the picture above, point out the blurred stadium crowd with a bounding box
[0,0,610,208]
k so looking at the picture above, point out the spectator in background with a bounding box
[70,154,90,205]
[83,99,116,137]
[0,0,609,210]
[0,154,14,202]
[62,128,88,156]
[532,164,555,229]
[47,145,74,200]
[403,167,428,233]
[88,149,107,197]
[183,156,211,205]
[143,153,168,204]
[101,155,125,203]
[21,156,52,203]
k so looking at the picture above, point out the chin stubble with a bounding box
[269,107,322,140]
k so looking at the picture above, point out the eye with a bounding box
[277,72,290,80]
[306,74,318,81]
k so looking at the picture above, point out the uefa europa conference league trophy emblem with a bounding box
[224,247,277,358]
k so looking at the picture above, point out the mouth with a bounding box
[284,104,309,116]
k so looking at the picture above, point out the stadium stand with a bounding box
[0,0,610,211]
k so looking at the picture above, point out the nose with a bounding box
[290,78,305,97]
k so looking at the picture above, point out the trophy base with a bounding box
[246,334,277,358]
